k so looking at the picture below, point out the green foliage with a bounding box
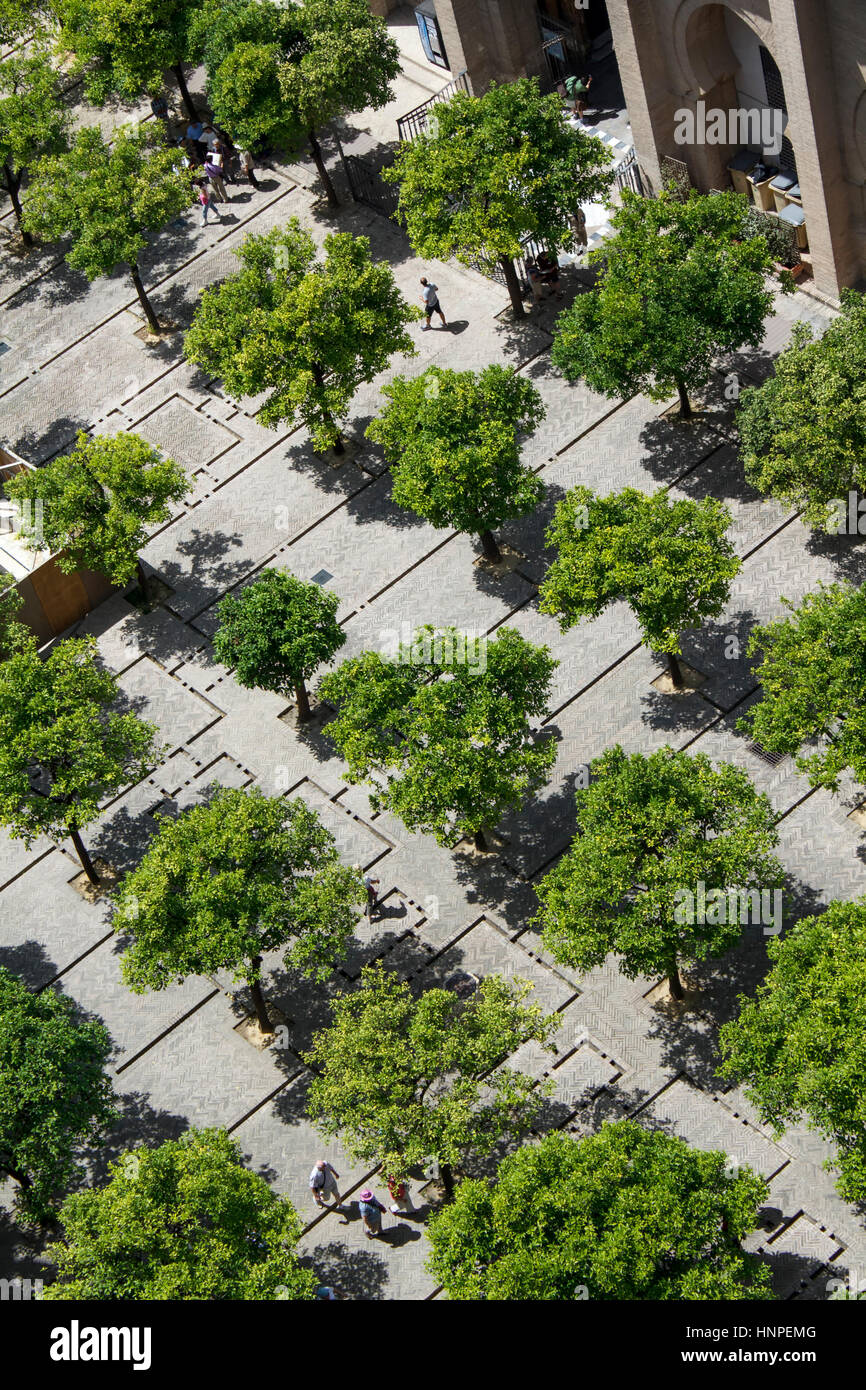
[426,1123,772,1300]
[7,431,188,586]
[532,745,783,984]
[719,899,866,1204]
[0,0,47,41]
[23,124,193,282]
[0,584,32,661]
[318,626,557,846]
[188,0,304,149]
[114,785,363,989]
[54,0,191,103]
[539,485,740,655]
[0,966,116,1221]
[384,77,614,265]
[184,221,419,449]
[737,582,866,791]
[366,365,546,539]
[737,290,866,528]
[277,0,400,135]
[0,636,159,848]
[0,44,69,221]
[213,567,345,696]
[551,188,778,409]
[742,206,799,268]
[44,1128,318,1298]
[306,963,558,1174]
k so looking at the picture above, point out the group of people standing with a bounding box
[153,99,262,226]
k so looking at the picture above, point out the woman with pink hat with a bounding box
[357,1188,387,1238]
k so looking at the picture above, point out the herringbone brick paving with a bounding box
[0,102,862,1298]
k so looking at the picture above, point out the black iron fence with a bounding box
[342,153,400,220]
[397,70,471,142]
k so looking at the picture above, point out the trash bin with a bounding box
[778,201,808,251]
[747,162,779,210]
[784,181,802,206]
[727,149,758,196]
[769,172,796,214]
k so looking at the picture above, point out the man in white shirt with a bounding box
[420,276,447,330]
[309,1159,341,1208]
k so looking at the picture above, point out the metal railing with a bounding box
[397,69,471,142]
[342,153,400,220]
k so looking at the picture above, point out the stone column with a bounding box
[768,0,858,297]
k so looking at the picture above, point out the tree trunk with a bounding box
[440,1162,455,1202]
[309,364,343,453]
[473,828,489,852]
[249,965,273,1034]
[69,828,100,886]
[675,377,693,419]
[478,530,501,564]
[666,651,685,690]
[129,264,161,335]
[499,256,526,318]
[136,557,151,601]
[294,680,311,722]
[308,129,339,208]
[668,966,685,1001]
[3,165,32,246]
[172,65,198,123]
[0,1157,32,1192]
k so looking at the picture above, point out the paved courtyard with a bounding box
[1,50,865,1301]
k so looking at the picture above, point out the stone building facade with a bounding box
[605,0,866,299]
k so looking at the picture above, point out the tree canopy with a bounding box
[7,431,188,588]
[0,966,116,1221]
[318,625,557,851]
[24,124,193,333]
[0,44,69,244]
[532,744,784,999]
[184,221,418,450]
[426,1123,772,1299]
[366,364,546,563]
[551,187,779,415]
[277,0,401,205]
[385,76,614,314]
[0,636,159,884]
[44,1128,318,1298]
[306,963,558,1195]
[213,568,345,721]
[737,581,866,791]
[54,0,199,115]
[114,785,363,1032]
[539,485,740,688]
[719,899,866,1205]
[188,0,304,150]
[737,289,866,528]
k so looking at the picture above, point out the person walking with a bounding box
[565,73,593,119]
[204,155,228,203]
[363,871,380,921]
[238,148,260,190]
[357,1189,388,1238]
[197,182,219,226]
[420,277,447,330]
[309,1159,341,1209]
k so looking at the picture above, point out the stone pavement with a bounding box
[1,68,864,1302]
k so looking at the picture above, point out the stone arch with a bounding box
[670,0,774,98]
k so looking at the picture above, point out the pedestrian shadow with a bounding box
[375,1221,421,1247]
[443,320,469,335]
